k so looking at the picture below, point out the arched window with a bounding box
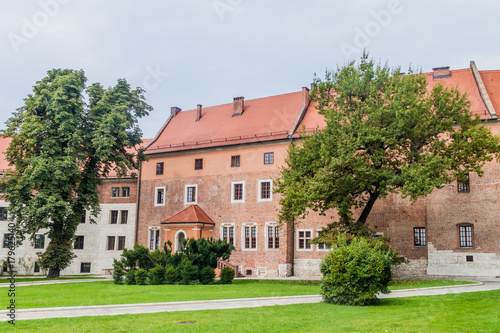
[175,230,187,252]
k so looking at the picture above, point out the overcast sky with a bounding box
[1,0,499,139]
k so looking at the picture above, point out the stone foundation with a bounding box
[294,259,322,277]
[392,259,428,279]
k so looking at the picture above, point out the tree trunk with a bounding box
[357,191,380,226]
[47,268,60,279]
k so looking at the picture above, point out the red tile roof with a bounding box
[161,205,215,225]
[146,91,306,154]
[478,70,500,117]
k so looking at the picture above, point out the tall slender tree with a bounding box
[2,69,152,278]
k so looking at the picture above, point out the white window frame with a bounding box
[220,223,236,247]
[265,222,279,250]
[231,181,245,203]
[297,229,313,251]
[184,184,198,205]
[316,229,332,251]
[148,227,160,250]
[258,179,273,202]
[174,229,187,252]
[154,186,166,206]
[241,223,257,251]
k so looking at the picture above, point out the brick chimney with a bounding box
[171,106,181,117]
[302,87,310,107]
[432,66,450,79]
[196,104,202,122]
[233,97,244,116]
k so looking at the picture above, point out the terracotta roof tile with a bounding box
[161,205,215,225]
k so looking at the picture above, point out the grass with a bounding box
[0,275,105,283]
[0,279,474,309]
[1,290,498,332]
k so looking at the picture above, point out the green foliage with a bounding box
[320,234,398,305]
[149,265,166,285]
[276,53,500,235]
[164,265,181,284]
[121,244,158,271]
[180,259,199,285]
[178,238,234,269]
[219,266,235,284]
[112,260,124,285]
[134,269,148,285]
[125,268,136,285]
[199,266,215,285]
[2,69,151,276]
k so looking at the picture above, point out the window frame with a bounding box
[110,210,119,224]
[107,236,116,250]
[0,207,8,221]
[414,227,426,247]
[266,223,279,250]
[156,162,164,175]
[74,236,84,250]
[184,184,198,205]
[149,227,160,250]
[297,229,313,251]
[316,229,332,251]
[121,187,130,198]
[258,179,273,202]
[79,212,86,224]
[458,224,473,248]
[242,223,257,251]
[231,155,240,168]
[264,152,274,165]
[111,187,120,198]
[457,173,470,193]
[80,262,91,273]
[34,234,45,249]
[120,210,128,224]
[117,236,126,250]
[194,158,203,170]
[231,181,245,203]
[221,223,235,247]
[154,186,166,206]
[3,233,13,248]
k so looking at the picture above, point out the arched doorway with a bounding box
[175,230,187,252]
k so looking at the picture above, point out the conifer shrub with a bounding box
[219,266,235,284]
[164,265,181,284]
[180,259,199,285]
[200,266,215,285]
[125,268,136,285]
[320,235,398,306]
[149,264,166,285]
[112,261,124,285]
[135,268,148,285]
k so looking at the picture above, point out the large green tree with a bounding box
[2,69,152,278]
[276,55,500,236]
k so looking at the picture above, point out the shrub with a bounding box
[219,266,235,284]
[112,261,125,285]
[164,265,180,284]
[135,268,148,285]
[180,259,199,285]
[125,268,136,285]
[149,264,166,285]
[200,266,215,285]
[320,234,397,306]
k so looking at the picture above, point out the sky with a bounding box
[1,0,499,139]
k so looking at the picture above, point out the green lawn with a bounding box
[0,276,105,283]
[2,290,498,332]
[0,279,474,309]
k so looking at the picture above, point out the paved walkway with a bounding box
[2,280,499,321]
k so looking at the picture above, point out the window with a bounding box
[298,230,312,250]
[34,262,40,273]
[221,225,234,246]
[195,158,203,170]
[317,230,332,251]
[0,207,8,221]
[120,210,128,224]
[118,236,126,250]
[231,181,245,203]
[264,152,274,165]
[459,225,473,247]
[231,155,240,167]
[244,226,257,249]
[79,212,86,224]
[122,187,130,198]
[414,227,426,246]
[107,236,115,250]
[74,236,84,250]
[149,228,160,250]
[457,173,470,193]
[267,225,279,249]
[34,234,45,249]
[3,233,13,248]
[156,162,164,175]
[258,180,272,201]
[184,185,198,205]
[155,187,166,206]
[80,263,91,273]
[111,187,120,198]
[110,210,119,224]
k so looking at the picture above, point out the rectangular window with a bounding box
[457,173,470,193]
[156,162,164,175]
[34,262,40,273]
[79,212,86,224]
[232,182,245,203]
[0,207,8,221]
[120,210,128,224]
[298,230,312,249]
[80,263,91,273]
[110,210,119,224]
[111,187,120,198]
[244,226,257,249]
[259,180,272,201]
[74,236,84,250]
[231,155,240,167]
[150,229,160,250]
[122,187,130,198]
[3,233,13,248]
[222,226,234,246]
[414,227,426,246]
[107,236,115,250]
[186,186,197,204]
[268,226,279,249]
[264,152,274,165]
[195,158,203,170]
[155,187,165,206]
[34,234,45,249]
[459,225,473,247]
[118,236,126,250]
[317,231,332,250]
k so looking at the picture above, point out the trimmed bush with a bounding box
[200,266,215,285]
[165,265,180,284]
[125,268,136,285]
[320,235,397,306]
[149,264,166,285]
[113,265,125,285]
[180,259,199,285]
[135,268,148,285]
[219,266,235,284]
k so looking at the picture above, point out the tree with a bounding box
[275,54,500,236]
[2,69,152,278]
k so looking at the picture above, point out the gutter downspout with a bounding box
[134,162,142,245]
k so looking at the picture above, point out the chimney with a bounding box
[432,66,450,80]
[302,87,310,107]
[171,106,181,117]
[233,97,244,116]
[196,104,202,122]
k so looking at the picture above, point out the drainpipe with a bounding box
[289,137,296,277]
[134,162,142,245]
